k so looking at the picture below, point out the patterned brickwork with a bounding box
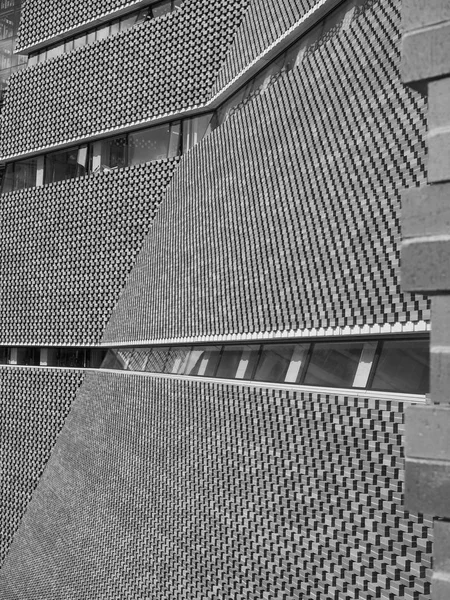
[212,0,318,97]
[0,372,432,599]
[0,158,179,346]
[103,0,430,345]
[0,367,84,569]
[1,0,248,159]
[16,0,141,50]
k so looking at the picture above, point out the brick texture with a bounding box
[0,367,84,569]
[104,0,429,344]
[1,0,248,159]
[17,0,145,50]
[0,372,433,599]
[212,0,318,96]
[0,158,179,346]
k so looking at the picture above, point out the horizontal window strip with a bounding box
[0,336,430,395]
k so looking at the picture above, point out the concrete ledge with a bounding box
[405,457,450,516]
[405,404,450,459]
[435,519,450,572]
[432,296,450,346]
[432,569,450,600]
[402,185,450,239]
[431,346,450,404]
[402,21,450,91]
[402,0,450,32]
[429,128,450,183]
[401,235,450,292]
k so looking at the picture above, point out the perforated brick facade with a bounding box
[0,158,179,346]
[16,0,142,50]
[1,0,248,159]
[104,0,429,344]
[0,373,433,599]
[0,367,84,568]
[0,0,436,596]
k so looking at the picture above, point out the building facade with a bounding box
[0,0,437,598]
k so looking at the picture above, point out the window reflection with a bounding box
[184,346,222,377]
[45,145,89,185]
[303,342,364,388]
[370,340,429,394]
[1,157,37,193]
[164,346,191,374]
[254,344,297,383]
[216,345,260,380]
[144,347,169,373]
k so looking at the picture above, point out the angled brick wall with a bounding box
[0,367,84,568]
[104,0,429,344]
[1,0,248,158]
[212,0,319,96]
[0,372,433,599]
[0,158,179,346]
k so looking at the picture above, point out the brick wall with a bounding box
[1,0,248,158]
[0,367,84,568]
[0,372,433,599]
[401,1,450,598]
[0,158,179,346]
[104,0,429,344]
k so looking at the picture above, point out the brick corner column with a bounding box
[401,1,450,598]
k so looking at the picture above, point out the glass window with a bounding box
[235,345,260,379]
[152,1,172,18]
[303,342,364,388]
[1,162,14,193]
[99,135,127,170]
[122,348,149,371]
[87,29,96,44]
[38,49,46,62]
[120,12,138,31]
[54,348,86,368]
[182,113,213,153]
[86,349,108,368]
[101,349,129,370]
[135,7,150,24]
[370,339,429,394]
[144,347,169,373]
[46,43,64,60]
[28,52,38,67]
[95,24,110,41]
[0,38,12,70]
[45,145,88,185]
[163,346,191,374]
[13,156,37,190]
[73,32,87,48]
[184,346,222,377]
[216,345,244,379]
[17,348,40,366]
[168,121,182,157]
[129,124,172,165]
[0,13,14,40]
[284,344,309,383]
[0,347,9,364]
[254,344,297,383]
[64,38,74,52]
[110,19,120,35]
[173,0,183,9]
